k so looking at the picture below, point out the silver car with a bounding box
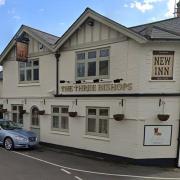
[0,119,38,150]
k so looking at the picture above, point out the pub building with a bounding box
[2,6,180,167]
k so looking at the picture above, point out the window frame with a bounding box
[0,104,3,119]
[76,47,110,80]
[11,104,24,124]
[86,107,109,137]
[51,106,69,132]
[18,58,39,83]
[31,106,40,127]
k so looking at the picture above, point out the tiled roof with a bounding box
[24,25,59,45]
[130,17,180,40]
[25,15,180,43]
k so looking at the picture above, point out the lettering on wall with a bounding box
[60,83,133,93]
[151,51,174,80]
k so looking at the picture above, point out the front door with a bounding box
[31,106,40,141]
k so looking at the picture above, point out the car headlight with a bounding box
[15,136,28,142]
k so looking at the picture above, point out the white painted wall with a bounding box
[1,96,178,159]
[1,29,180,161]
[138,42,180,93]
[0,81,3,97]
[2,53,56,98]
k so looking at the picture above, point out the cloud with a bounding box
[39,8,45,12]
[0,0,5,6]
[13,15,21,20]
[148,16,159,21]
[126,0,164,13]
[130,1,153,12]
[8,8,16,14]
[165,0,175,17]
[59,22,65,25]
[124,4,129,8]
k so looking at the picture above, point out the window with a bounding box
[31,106,39,127]
[51,106,69,132]
[76,48,109,80]
[19,59,39,82]
[86,107,109,137]
[11,105,23,124]
[0,104,3,119]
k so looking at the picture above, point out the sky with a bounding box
[0,0,177,53]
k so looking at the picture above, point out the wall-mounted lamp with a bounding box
[114,78,123,83]
[87,20,94,26]
[75,99,78,106]
[76,80,81,84]
[93,79,99,83]
[159,98,165,107]
[60,80,70,83]
[60,80,65,83]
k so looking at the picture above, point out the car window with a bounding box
[0,121,21,130]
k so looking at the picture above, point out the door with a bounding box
[31,106,40,141]
[0,128,5,145]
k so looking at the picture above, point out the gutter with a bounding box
[176,119,180,167]
[54,93,180,97]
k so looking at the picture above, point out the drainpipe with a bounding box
[176,118,180,167]
[55,52,61,96]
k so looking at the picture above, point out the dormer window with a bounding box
[19,59,39,83]
[76,48,109,80]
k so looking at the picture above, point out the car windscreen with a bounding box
[0,121,21,130]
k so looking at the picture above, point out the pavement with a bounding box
[0,145,180,180]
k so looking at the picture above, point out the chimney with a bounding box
[177,0,180,17]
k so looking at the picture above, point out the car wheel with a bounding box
[4,137,14,150]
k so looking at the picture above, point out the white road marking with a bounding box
[10,150,180,180]
[74,176,83,180]
[61,168,71,175]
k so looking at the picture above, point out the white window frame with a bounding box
[86,107,109,137]
[19,58,39,83]
[51,106,69,132]
[76,48,110,80]
[31,106,40,127]
[11,104,23,124]
[0,104,3,119]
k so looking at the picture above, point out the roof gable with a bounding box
[0,25,59,64]
[131,17,180,40]
[54,8,147,51]
[61,18,128,50]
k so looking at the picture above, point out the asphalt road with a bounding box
[1,146,180,180]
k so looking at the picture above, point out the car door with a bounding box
[0,127,5,145]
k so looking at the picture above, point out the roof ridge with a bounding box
[130,16,180,29]
[23,24,59,38]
